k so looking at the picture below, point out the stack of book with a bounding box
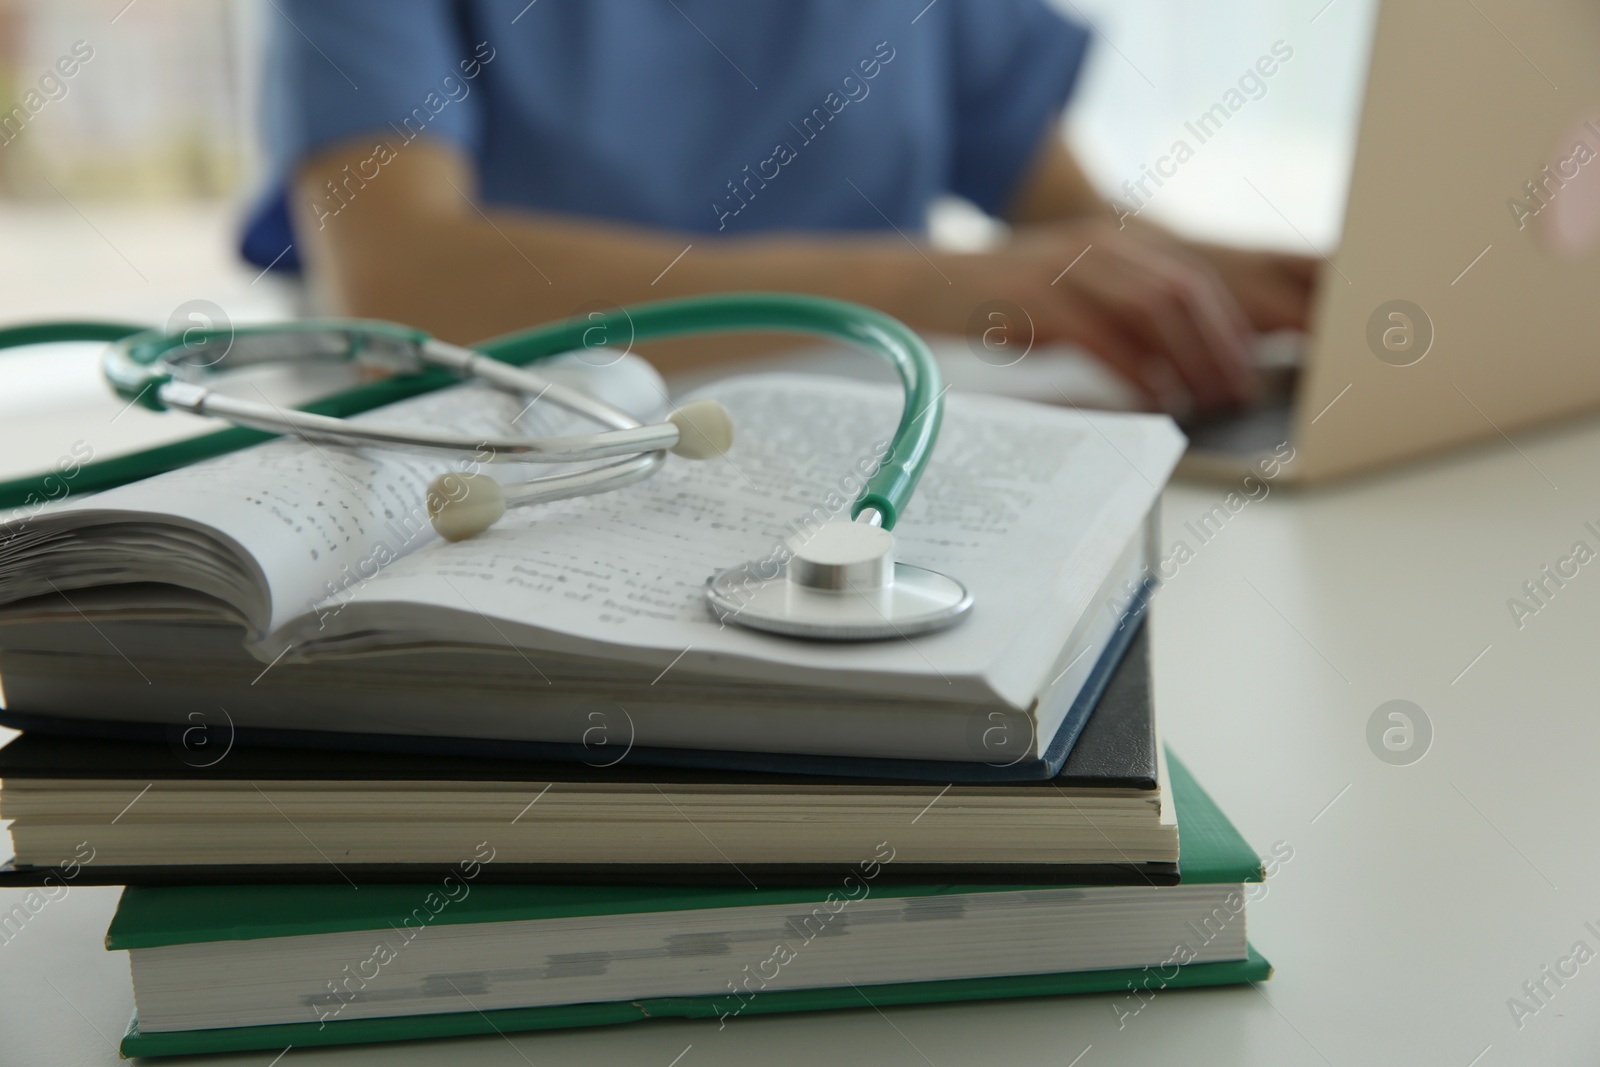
[0,372,1270,1056]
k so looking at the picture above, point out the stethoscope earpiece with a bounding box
[427,472,506,542]
[664,398,735,459]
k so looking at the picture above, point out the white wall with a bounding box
[1057,0,1378,250]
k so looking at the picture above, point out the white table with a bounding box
[5,405,1599,1065]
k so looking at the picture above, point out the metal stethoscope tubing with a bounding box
[151,341,689,464]
[117,332,732,535]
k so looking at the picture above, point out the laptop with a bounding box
[1182,0,1600,484]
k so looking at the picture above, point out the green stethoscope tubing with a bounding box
[0,293,942,529]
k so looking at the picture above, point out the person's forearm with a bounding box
[314,210,944,371]
[293,146,934,371]
[1003,127,1108,226]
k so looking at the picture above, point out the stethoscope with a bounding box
[0,293,971,641]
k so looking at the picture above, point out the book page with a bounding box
[289,375,1183,707]
[8,376,604,635]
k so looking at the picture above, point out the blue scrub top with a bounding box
[242,0,1090,272]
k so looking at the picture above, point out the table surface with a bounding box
[2,201,1597,1064]
[6,405,1600,1066]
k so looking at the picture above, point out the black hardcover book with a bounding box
[0,629,1165,888]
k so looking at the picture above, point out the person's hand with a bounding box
[926,220,1262,414]
[1178,240,1319,334]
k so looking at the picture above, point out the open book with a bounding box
[0,371,1183,774]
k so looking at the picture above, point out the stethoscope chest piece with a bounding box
[705,516,972,641]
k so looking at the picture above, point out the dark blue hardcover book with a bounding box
[0,620,1163,887]
[0,594,1145,784]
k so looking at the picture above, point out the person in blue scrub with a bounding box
[246,1,1316,413]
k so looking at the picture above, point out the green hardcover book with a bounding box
[111,751,1270,1058]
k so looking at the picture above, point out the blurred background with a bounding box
[0,0,1376,460]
